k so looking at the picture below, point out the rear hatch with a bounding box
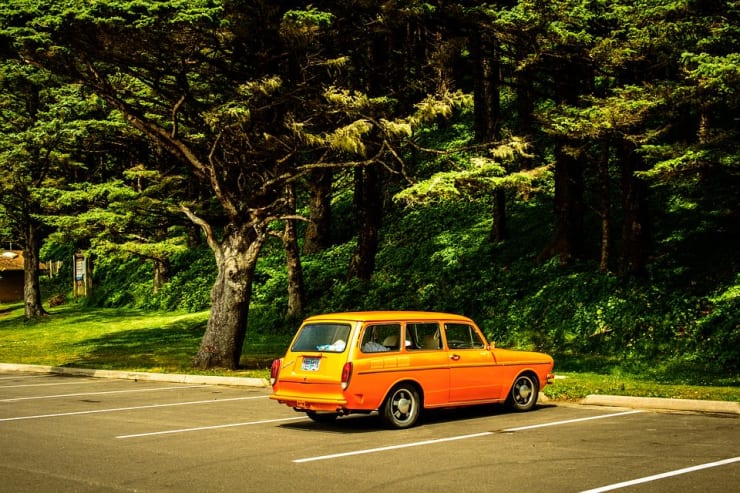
[274,321,354,406]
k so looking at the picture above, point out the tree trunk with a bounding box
[303,168,333,254]
[618,139,650,277]
[471,32,500,144]
[22,221,46,319]
[538,49,593,265]
[347,165,382,282]
[153,258,171,294]
[283,184,304,319]
[471,30,507,243]
[598,139,611,272]
[538,143,585,264]
[191,221,266,370]
[285,223,304,319]
[515,71,536,140]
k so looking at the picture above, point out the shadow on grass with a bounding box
[66,317,287,372]
[67,318,206,371]
[0,305,151,331]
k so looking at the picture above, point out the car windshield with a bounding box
[291,323,351,353]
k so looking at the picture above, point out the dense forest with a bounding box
[0,1,737,376]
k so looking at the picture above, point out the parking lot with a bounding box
[1,371,738,492]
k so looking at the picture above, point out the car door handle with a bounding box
[450,354,461,361]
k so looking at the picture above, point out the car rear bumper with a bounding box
[270,390,348,412]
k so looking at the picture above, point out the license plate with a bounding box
[301,357,320,371]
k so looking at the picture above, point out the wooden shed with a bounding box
[0,250,24,303]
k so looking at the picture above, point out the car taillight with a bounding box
[270,358,282,386]
[341,362,353,390]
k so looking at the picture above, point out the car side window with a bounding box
[444,323,486,349]
[406,322,442,350]
[361,323,402,352]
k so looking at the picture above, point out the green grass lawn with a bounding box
[0,303,288,378]
[543,372,740,402]
[1,302,738,401]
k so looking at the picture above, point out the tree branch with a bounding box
[207,132,239,218]
[83,61,211,179]
[180,204,219,254]
[171,94,186,138]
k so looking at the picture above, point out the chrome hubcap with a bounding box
[396,395,411,415]
[393,390,413,420]
[516,379,532,403]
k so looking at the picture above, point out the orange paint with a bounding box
[270,311,554,428]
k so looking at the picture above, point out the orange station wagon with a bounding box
[270,311,555,428]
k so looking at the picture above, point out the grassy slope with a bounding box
[0,303,285,378]
[3,120,736,400]
[1,303,737,401]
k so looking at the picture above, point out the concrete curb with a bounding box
[0,363,270,388]
[2,363,737,415]
[581,394,739,415]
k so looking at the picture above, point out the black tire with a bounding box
[507,373,539,412]
[381,384,421,429]
[306,411,339,423]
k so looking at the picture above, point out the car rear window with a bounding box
[291,323,351,353]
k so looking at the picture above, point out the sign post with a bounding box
[73,253,90,298]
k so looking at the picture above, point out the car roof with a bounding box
[302,311,475,324]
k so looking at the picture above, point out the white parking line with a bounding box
[0,384,205,402]
[293,410,644,463]
[580,456,740,493]
[0,374,51,381]
[293,432,494,463]
[116,416,306,439]
[0,395,268,422]
[0,380,99,389]
[503,410,643,432]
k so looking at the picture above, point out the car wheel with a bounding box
[382,384,421,429]
[507,374,539,412]
[306,411,339,423]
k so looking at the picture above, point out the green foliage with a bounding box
[1,0,737,381]
[543,372,740,401]
[143,247,215,312]
[84,246,215,312]
[39,242,74,300]
[83,254,150,308]
[688,280,740,372]
[282,6,334,28]
[206,179,737,380]
[79,133,736,382]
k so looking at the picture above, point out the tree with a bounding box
[4,1,457,368]
[347,164,383,281]
[0,59,95,317]
[274,182,304,319]
[301,168,333,254]
[462,4,511,243]
[42,161,191,294]
[328,1,450,282]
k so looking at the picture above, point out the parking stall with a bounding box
[1,371,738,492]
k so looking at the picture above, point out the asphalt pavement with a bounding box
[0,362,737,415]
[2,364,738,492]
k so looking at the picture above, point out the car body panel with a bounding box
[270,311,554,419]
